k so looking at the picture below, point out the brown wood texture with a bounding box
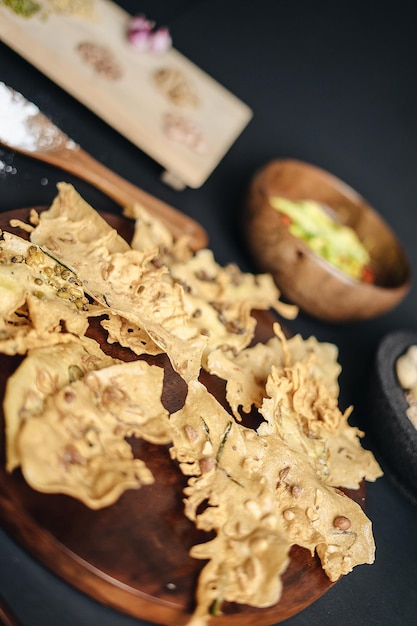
[0,597,21,626]
[0,208,365,626]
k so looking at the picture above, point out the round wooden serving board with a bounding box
[0,208,365,626]
[0,596,20,626]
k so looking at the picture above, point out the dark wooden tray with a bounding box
[0,208,364,626]
[0,597,20,626]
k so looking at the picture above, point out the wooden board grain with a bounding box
[0,208,365,626]
[0,1,252,189]
[0,597,20,626]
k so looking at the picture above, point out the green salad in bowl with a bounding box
[270,197,374,283]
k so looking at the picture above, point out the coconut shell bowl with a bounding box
[242,159,411,322]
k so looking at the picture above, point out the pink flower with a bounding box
[127,14,172,54]
[128,28,151,52]
[149,27,172,54]
[129,15,154,33]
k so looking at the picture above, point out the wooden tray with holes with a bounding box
[0,208,364,626]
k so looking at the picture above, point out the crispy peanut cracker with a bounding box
[31,181,130,255]
[124,202,193,264]
[29,185,207,381]
[0,232,93,353]
[259,355,382,488]
[170,378,378,624]
[169,381,291,622]
[100,312,163,356]
[17,360,170,508]
[4,337,118,472]
[206,324,342,420]
[1,183,383,624]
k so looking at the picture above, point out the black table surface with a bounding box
[1,1,416,625]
